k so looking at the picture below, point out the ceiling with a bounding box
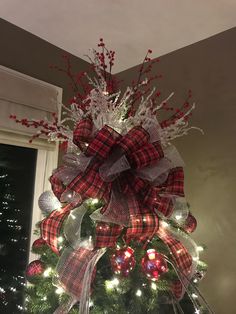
[0,0,236,73]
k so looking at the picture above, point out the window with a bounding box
[0,66,62,312]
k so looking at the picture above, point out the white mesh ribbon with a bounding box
[53,296,78,314]
[64,204,88,249]
[142,118,162,143]
[79,248,106,314]
[90,184,130,226]
[55,245,106,314]
[158,221,199,300]
[169,197,189,225]
[63,153,93,172]
[99,155,130,182]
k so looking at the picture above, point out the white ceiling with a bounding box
[1,0,236,73]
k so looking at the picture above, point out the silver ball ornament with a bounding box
[38,190,61,215]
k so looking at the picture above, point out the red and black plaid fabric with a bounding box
[144,187,174,217]
[156,167,185,197]
[183,212,197,233]
[126,213,159,242]
[95,222,123,248]
[85,125,121,160]
[172,280,183,299]
[117,126,150,155]
[41,204,72,255]
[157,227,192,298]
[128,141,164,169]
[128,175,147,194]
[58,247,97,298]
[73,118,93,145]
[66,161,109,200]
[50,166,66,200]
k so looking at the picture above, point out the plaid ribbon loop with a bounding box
[41,204,73,255]
[126,213,159,243]
[128,141,164,169]
[85,125,121,160]
[73,118,93,146]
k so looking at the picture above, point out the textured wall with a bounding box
[115,28,236,314]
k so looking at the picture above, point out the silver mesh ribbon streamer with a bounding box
[79,248,106,314]
[53,296,78,314]
[90,186,129,226]
[64,204,88,249]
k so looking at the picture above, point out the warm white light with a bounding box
[151,282,157,290]
[105,278,119,290]
[125,250,132,258]
[192,293,198,299]
[105,281,114,290]
[112,278,119,286]
[43,267,52,277]
[197,246,204,252]
[89,300,94,307]
[147,249,156,260]
[55,287,64,294]
[58,236,63,243]
[175,214,182,221]
[41,296,47,301]
[161,221,169,228]
[70,213,76,220]
[91,198,99,204]
[136,289,142,297]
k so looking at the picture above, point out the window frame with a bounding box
[0,66,62,262]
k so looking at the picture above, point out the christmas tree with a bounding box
[12,39,211,314]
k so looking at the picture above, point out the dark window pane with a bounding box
[0,143,37,313]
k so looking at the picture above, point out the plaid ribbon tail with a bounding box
[157,225,194,299]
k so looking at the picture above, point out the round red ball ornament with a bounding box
[26,260,45,282]
[32,238,47,249]
[141,249,168,281]
[183,212,197,233]
[110,247,136,277]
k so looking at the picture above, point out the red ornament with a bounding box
[183,213,197,233]
[26,260,45,282]
[32,238,47,249]
[141,249,168,281]
[110,247,136,277]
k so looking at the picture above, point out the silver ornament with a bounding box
[38,190,61,214]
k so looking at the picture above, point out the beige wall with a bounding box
[115,28,236,314]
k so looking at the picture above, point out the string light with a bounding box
[43,267,53,277]
[105,278,119,290]
[57,236,63,243]
[91,198,99,205]
[151,282,157,290]
[160,221,169,228]
[55,287,64,294]
[197,246,204,252]
[136,289,142,297]
[192,293,198,299]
